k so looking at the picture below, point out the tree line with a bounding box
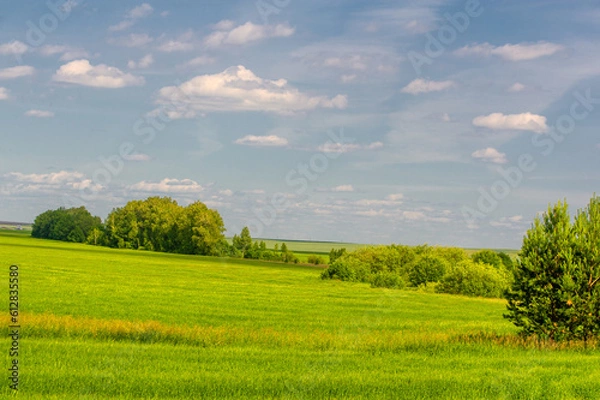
[31,197,299,261]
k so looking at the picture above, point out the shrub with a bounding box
[321,256,370,282]
[308,255,325,265]
[471,250,503,270]
[408,255,447,287]
[437,260,510,298]
[329,248,347,264]
[371,272,405,289]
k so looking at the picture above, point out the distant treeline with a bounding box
[321,245,514,298]
[31,197,300,261]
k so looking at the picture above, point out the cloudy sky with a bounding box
[1,0,599,248]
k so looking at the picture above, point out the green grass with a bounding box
[0,232,596,399]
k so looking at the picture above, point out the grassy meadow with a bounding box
[0,230,599,399]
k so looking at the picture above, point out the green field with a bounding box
[0,231,598,399]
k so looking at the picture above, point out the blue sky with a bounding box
[1,0,599,248]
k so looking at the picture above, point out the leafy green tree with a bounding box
[329,248,347,264]
[505,197,600,341]
[408,255,447,287]
[471,250,503,270]
[496,251,514,273]
[232,227,253,258]
[32,206,101,243]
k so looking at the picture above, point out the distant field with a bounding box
[0,232,595,398]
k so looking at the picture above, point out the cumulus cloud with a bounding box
[108,33,153,47]
[235,135,289,147]
[204,21,294,48]
[1,171,102,195]
[455,41,564,61]
[472,112,548,133]
[317,141,382,153]
[0,41,28,56]
[471,147,508,164]
[0,87,8,100]
[128,54,154,69]
[401,78,455,95]
[53,59,145,88]
[109,3,153,32]
[129,178,203,194]
[0,66,35,79]
[154,65,347,117]
[25,110,54,118]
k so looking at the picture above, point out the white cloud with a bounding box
[401,78,455,95]
[109,3,153,32]
[386,193,404,201]
[472,112,548,133]
[108,33,153,47]
[0,66,34,79]
[25,110,54,118]
[332,185,354,192]
[508,82,526,92]
[204,21,294,48]
[490,215,525,229]
[6,171,83,184]
[122,153,151,161]
[129,178,203,194]
[323,55,368,71]
[235,135,289,147]
[471,147,507,164]
[128,54,154,69]
[341,74,357,83]
[53,59,145,88]
[181,56,216,68]
[317,141,382,153]
[0,87,8,100]
[455,41,564,61]
[108,20,135,32]
[127,3,153,19]
[0,41,28,56]
[39,45,89,61]
[157,40,193,52]
[154,65,347,117]
[1,171,102,195]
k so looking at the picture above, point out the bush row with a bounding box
[321,245,513,298]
